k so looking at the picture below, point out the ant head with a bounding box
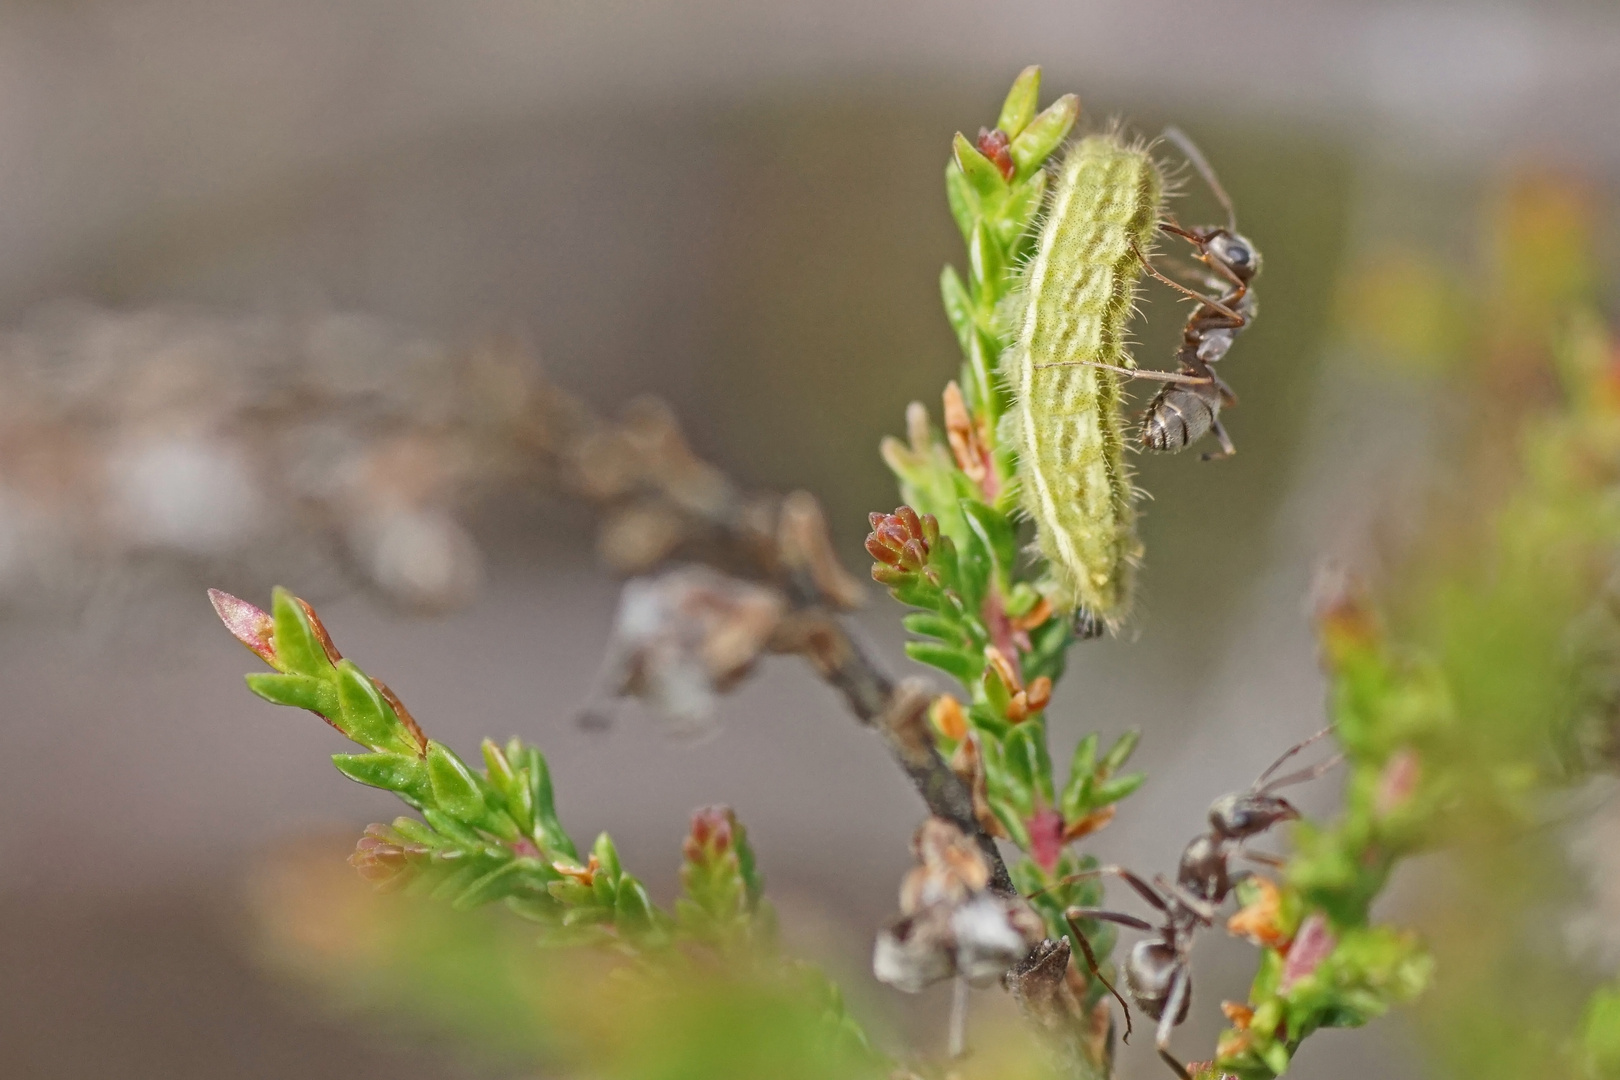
[1206,231,1261,281]
[1208,791,1298,839]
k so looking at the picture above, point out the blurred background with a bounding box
[0,2,1617,1077]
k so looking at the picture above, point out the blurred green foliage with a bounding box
[217,585,879,1076]
[1211,170,1620,1079]
[207,63,1620,1080]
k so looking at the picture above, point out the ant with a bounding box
[1046,127,1262,461]
[1045,728,1339,1080]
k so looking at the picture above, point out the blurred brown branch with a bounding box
[528,359,1015,894]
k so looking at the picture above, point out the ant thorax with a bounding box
[1177,833,1233,903]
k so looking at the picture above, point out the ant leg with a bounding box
[1068,906,1155,933]
[1253,727,1337,789]
[1032,359,1212,386]
[1134,236,1244,320]
[1099,865,1173,912]
[1201,418,1236,461]
[1031,865,1171,913]
[1152,875,1218,924]
[1212,371,1239,407]
[1130,240,1247,326]
[1156,968,1195,1080]
[1064,909,1135,1044]
[1238,849,1286,869]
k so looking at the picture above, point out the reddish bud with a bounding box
[1375,748,1422,817]
[1280,913,1336,991]
[209,589,279,668]
[976,127,1015,181]
[349,825,410,883]
[1027,807,1065,872]
[685,805,738,864]
[866,506,936,577]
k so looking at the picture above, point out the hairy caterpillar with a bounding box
[1003,133,1163,630]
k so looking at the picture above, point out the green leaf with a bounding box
[332,752,431,803]
[940,264,976,356]
[996,65,1042,139]
[902,612,962,644]
[548,878,596,907]
[981,661,1013,714]
[615,875,656,933]
[1008,93,1078,180]
[1101,730,1142,775]
[905,641,981,684]
[245,672,337,717]
[967,219,1007,294]
[269,587,334,678]
[522,747,577,859]
[422,808,483,847]
[429,863,485,904]
[963,329,999,422]
[952,131,1008,199]
[960,499,1018,582]
[998,169,1047,248]
[335,660,415,754]
[1060,733,1099,818]
[1094,771,1147,806]
[944,162,977,244]
[1003,725,1041,797]
[481,738,516,796]
[592,832,623,883]
[991,798,1030,848]
[452,860,523,910]
[967,704,1012,741]
[506,763,536,837]
[427,741,487,825]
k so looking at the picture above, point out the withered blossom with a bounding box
[872,818,1043,993]
[594,564,786,733]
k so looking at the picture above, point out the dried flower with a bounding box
[1227,877,1290,949]
[600,565,786,732]
[931,695,969,742]
[942,381,997,498]
[873,819,1042,993]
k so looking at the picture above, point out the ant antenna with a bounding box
[1162,126,1237,233]
[1259,753,1344,795]
[1252,726,1335,790]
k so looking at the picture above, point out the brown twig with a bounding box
[521,364,1014,893]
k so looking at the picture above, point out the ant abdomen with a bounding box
[1126,940,1190,1023]
[1142,385,1219,452]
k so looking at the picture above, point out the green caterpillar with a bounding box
[1003,133,1163,630]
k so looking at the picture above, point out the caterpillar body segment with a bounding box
[1003,133,1163,627]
